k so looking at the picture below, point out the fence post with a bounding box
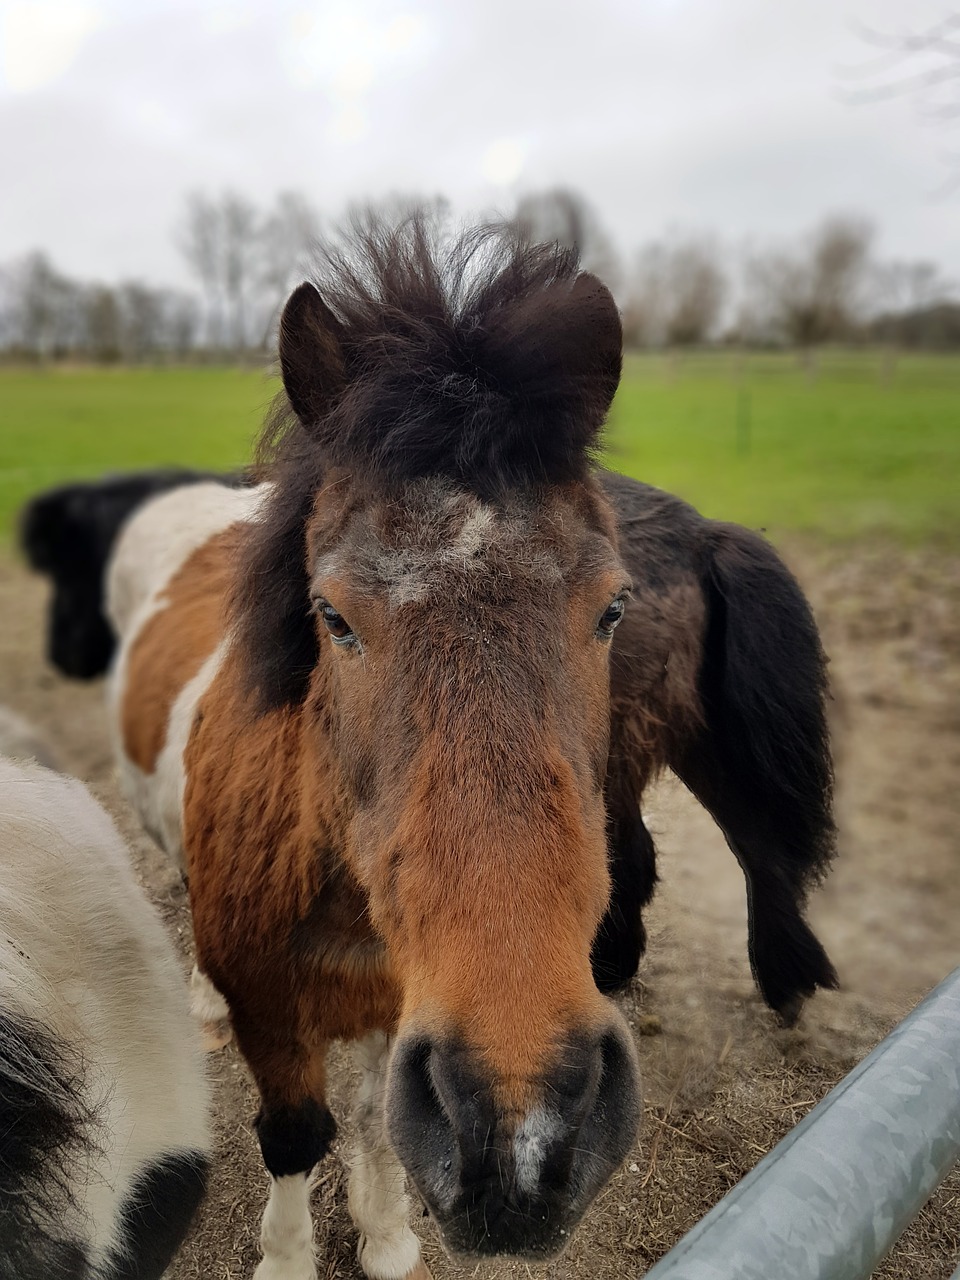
[642,968,960,1279]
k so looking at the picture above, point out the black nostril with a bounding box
[545,1035,605,1133]
[570,1027,641,1189]
[387,1037,461,1213]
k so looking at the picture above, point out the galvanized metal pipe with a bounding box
[643,967,960,1280]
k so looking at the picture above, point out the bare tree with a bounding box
[868,256,958,352]
[663,238,727,345]
[622,242,670,348]
[0,264,16,349]
[118,282,167,360]
[8,252,59,354]
[221,192,260,350]
[511,188,622,293]
[162,291,201,358]
[744,216,874,347]
[873,258,954,313]
[0,251,206,361]
[6,252,84,357]
[178,192,225,349]
[839,13,960,192]
[179,189,324,352]
[622,234,727,347]
[84,285,122,361]
[256,190,320,347]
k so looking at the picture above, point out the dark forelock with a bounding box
[264,211,622,495]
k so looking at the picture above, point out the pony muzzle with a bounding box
[386,1019,641,1258]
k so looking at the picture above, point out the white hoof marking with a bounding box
[189,965,230,1023]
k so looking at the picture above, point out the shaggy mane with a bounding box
[266,210,620,491]
[236,212,622,709]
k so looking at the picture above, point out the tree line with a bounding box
[0,253,200,362]
[0,190,319,362]
[1,187,956,361]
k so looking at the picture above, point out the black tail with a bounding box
[0,1008,93,1280]
[672,523,838,1021]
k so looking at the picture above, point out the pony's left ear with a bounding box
[564,271,623,420]
[278,282,347,429]
[475,267,622,442]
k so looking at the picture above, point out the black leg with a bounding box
[666,516,838,1022]
[728,843,839,1026]
[255,1098,337,1178]
[675,739,838,1023]
[591,778,658,995]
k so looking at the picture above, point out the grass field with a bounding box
[2,350,958,547]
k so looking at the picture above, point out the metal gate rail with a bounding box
[643,967,960,1279]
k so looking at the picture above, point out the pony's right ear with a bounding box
[278,283,347,429]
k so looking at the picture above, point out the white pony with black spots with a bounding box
[0,756,210,1280]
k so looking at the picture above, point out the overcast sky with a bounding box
[2,0,958,291]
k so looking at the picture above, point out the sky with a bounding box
[1,0,958,291]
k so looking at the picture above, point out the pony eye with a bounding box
[597,596,626,640]
[318,601,355,644]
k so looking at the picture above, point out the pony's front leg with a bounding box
[255,1170,318,1280]
[349,1032,431,1280]
[591,760,659,993]
[237,1026,337,1280]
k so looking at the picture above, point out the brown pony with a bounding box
[110,217,836,1279]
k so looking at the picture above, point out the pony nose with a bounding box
[386,1023,641,1258]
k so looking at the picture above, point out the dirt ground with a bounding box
[1,540,958,1280]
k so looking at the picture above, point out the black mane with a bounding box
[237,213,623,709]
[270,212,621,492]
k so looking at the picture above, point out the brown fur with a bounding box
[608,578,707,790]
[184,653,401,1108]
[116,219,645,1263]
[120,528,241,773]
[178,475,621,1111]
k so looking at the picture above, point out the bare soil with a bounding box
[1,541,958,1280]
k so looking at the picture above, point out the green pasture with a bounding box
[608,350,960,545]
[1,350,958,548]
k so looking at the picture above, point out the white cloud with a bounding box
[1,1,102,93]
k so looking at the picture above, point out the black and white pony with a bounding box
[20,469,252,679]
[0,756,210,1280]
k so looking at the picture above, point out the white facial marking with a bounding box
[377,501,502,607]
[314,487,564,611]
[449,504,496,561]
[514,1106,564,1195]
